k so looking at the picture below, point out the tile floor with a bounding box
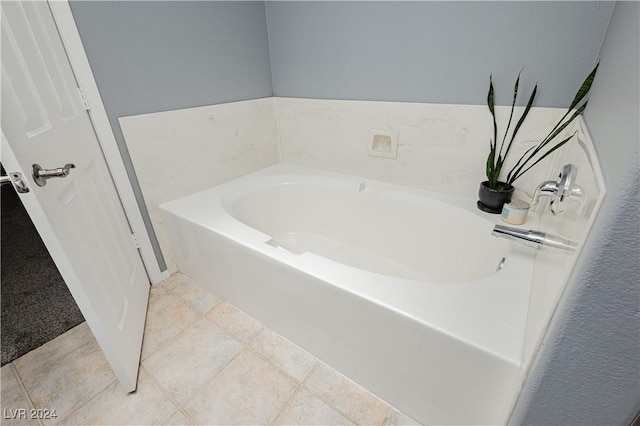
[1,273,420,425]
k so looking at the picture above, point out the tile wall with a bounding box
[275,97,569,201]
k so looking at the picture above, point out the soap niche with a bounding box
[368,129,398,159]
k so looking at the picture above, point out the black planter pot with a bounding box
[477,181,514,214]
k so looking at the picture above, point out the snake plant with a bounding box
[485,64,599,189]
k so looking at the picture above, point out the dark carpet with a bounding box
[1,182,85,366]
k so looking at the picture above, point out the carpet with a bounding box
[1,183,85,366]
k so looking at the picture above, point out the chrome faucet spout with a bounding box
[492,225,578,252]
[531,181,559,207]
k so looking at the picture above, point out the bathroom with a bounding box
[1,1,638,425]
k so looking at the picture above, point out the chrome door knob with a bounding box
[32,163,75,187]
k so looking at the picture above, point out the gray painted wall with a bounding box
[509,2,640,424]
[266,1,612,107]
[69,1,273,270]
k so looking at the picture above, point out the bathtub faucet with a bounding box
[492,225,578,252]
[532,164,584,215]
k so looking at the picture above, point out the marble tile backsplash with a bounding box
[275,97,574,201]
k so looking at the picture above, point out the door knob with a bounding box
[32,163,75,187]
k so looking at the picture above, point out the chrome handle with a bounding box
[549,164,583,216]
[32,163,75,187]
[1,172,30,193]
[532,164,585,215]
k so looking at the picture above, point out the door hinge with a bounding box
[131,233,141,249]
[77,87,90,111]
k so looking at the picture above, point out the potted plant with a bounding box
[477,64,599,213]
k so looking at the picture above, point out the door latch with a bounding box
[0,172,30,193]
[32,163,75,187]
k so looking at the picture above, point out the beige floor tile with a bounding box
[275,388,355,425]
[20,339,116,424]
[304,363,389,426]
[63,369,175,425]
[383,408,421,425]
[158,272,189,289]
[143,317,242,404]
[207,301,264,344]
[183,348,297,425]
[13,322,92,381]
[2,364,21,393]
[149,284,168,304]
[163,274,222,313]
[1,385,39,426]
[161,410,195,425]
[141,291,201,359]
[251,328,317,382]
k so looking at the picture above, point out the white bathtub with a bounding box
[160,164,536,424]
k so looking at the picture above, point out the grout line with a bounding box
[138,364,193,425]
[10,363,43,426]
[53,378,117,426]
[1,363,21,393]
[204,305,265,346]
[141,343,244,422]
[268,383,302,425]
[381,406,392,426]
[150,277,256,352]
[10,322,92,381]
[272,97,284,163]
[300,362,393,426]
[140,289,206,361]
[298,382,363,426]
[50,341,120,424]
[176,407,199,426]
[300,360,319,386]
[11,328,120,426]
[161,276,224,315]
[244,345,304,387]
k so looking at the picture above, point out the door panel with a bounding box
[1,1,149,392]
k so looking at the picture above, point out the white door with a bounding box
[1,1,149,392]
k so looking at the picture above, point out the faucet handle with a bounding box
[550,164,581,215]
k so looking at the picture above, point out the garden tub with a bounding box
[159,163,536,424]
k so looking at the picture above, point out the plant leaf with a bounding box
[498,71,521,158]
[534,101,588,155]
[495,153,503,183]
[510,100,588,183]
[507,143,537,183]
[502,84,537,170]
[488,75,497,153]
[569,63,599,110]
[491,64,598,186]
[509,133,577,184]
[509,63,597,174]
[486,148,494,182]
